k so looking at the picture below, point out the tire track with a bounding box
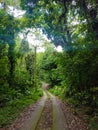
[35,97,53,130]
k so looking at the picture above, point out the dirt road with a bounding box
[7,89,88,130]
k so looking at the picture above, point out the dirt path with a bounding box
[7,90,67,130]
[35,98,52,130]
[47,92,67,130]
[35,91,67,130]
[5,89,88,130]
[8,91,48,130]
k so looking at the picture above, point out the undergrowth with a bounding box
[49,85,64,97]
[0,88,43,127]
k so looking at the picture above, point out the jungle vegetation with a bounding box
[0,0,98,129]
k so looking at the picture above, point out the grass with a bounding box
[0,88,43,128]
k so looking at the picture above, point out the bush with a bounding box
[49,86,64,97]
[0,88,43,127]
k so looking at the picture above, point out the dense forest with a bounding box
[0,0,98,129]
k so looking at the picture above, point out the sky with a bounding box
[8,6,26,18]
[19,30,62,53]
[0,3,62,52]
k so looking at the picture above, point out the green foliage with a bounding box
[49,86,64,97]
[25,53,34,83]
[41,50,62,86]
[0,88,43,127]
[88,117,98,130]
